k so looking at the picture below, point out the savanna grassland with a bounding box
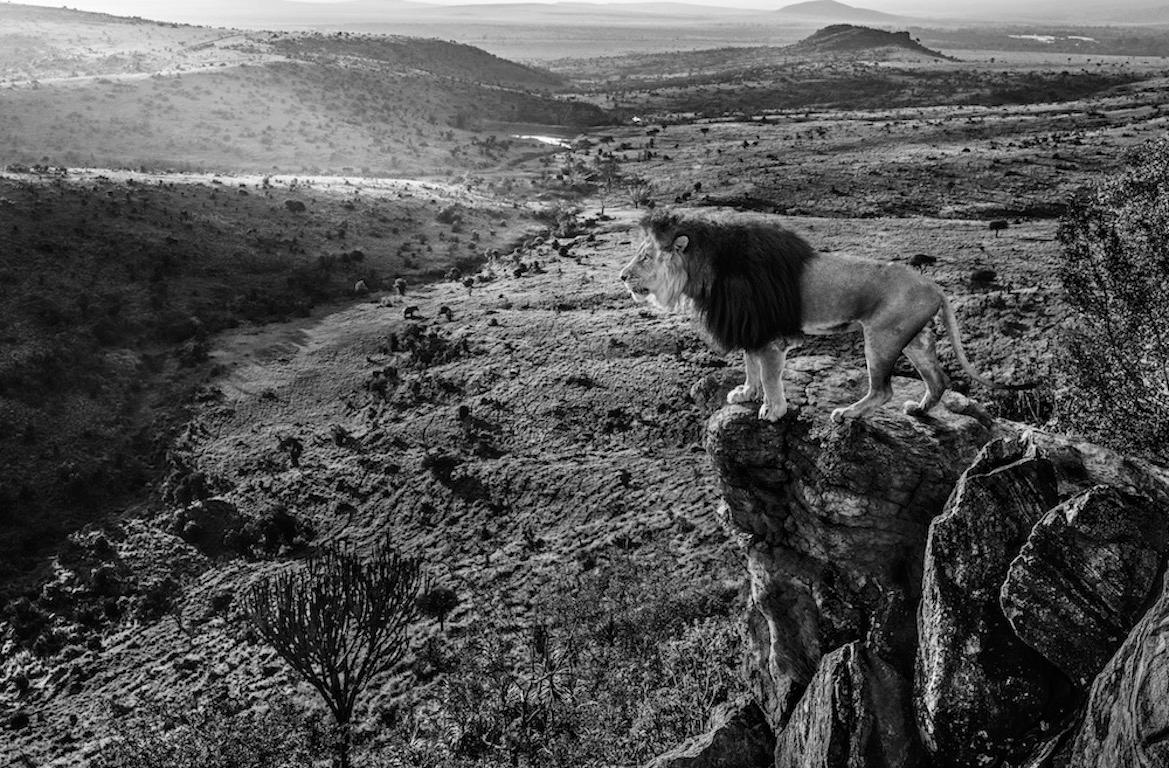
[2,2,1168,765]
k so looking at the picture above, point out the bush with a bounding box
[400,325,469,369]
[93,687,330,768]
[1056,138,1169,461]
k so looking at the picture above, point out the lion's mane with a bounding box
[641,209,815,352]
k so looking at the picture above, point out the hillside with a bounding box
[787,24,952,59]
[268,33,565,90]
[0,4,610,175]
[0,169,542,571]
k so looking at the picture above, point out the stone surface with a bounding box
[643,699,774,768]
[914,436,1069,768]
[166,497,244,557]
[705,355,998,730]
[1001,485,1169,687]
[775,641,921,768]
[1066,570,1169,768]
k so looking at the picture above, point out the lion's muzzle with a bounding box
[619,266,650,302]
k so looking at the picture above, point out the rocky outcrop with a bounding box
[775,641,919,768]
[698,355,1169,768]
[1001,486,1168,687]
[1066,570,1169,768]
[915,437,1068,768]
[644,700,774,768]
[705,357,997,732]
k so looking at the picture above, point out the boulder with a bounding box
[643,699,774,768]
[1001,485,1168,687]
[776,641,921,768]
[167,498,245,557]
[1066,570,1169,768]
[914,437,1069,768]
[705,356,997,730]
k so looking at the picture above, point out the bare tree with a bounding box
[241,545,426,768]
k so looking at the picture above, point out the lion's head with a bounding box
[618,217,694,310]
[620,208,815,352]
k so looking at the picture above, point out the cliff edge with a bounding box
[683,355,1169,768]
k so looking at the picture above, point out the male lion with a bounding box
[619,208,999,422]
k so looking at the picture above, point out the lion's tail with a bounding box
[938,294,1025,391]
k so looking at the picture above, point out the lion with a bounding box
[619,208,1001,423]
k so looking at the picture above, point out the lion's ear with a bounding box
[672,235,689,254]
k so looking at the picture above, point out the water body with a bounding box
[513,134,572,148]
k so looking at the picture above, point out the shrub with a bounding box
[417,586,459,631]
[400,325,469,369]
[1055,138,1169,461]
[92,687,329,768]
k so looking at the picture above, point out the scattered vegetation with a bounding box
[93,687,331,768]
[385,549,745,768]
[1056,138,1169,462]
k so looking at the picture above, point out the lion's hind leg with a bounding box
[830,328,897,422]
[901,328,949,417]
[727,351,763,405]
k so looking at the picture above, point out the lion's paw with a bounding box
[903,400,924,417]
[727,384,761,404]
[758,401,788,422]
[830,407,851,423]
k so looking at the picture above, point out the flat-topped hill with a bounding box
[789,24,952,59]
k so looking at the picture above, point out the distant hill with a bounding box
[271,33,564,89]
[0,4,610,175]
[775,0,902,23]
[788,24,951,59]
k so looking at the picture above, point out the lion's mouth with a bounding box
[628,286,651,302]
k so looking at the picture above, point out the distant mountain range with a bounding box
[775,0,902,24]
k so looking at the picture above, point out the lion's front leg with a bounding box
[727,351,763,404]
[757,341,789,422]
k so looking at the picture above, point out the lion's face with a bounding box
[620,231,689,309]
